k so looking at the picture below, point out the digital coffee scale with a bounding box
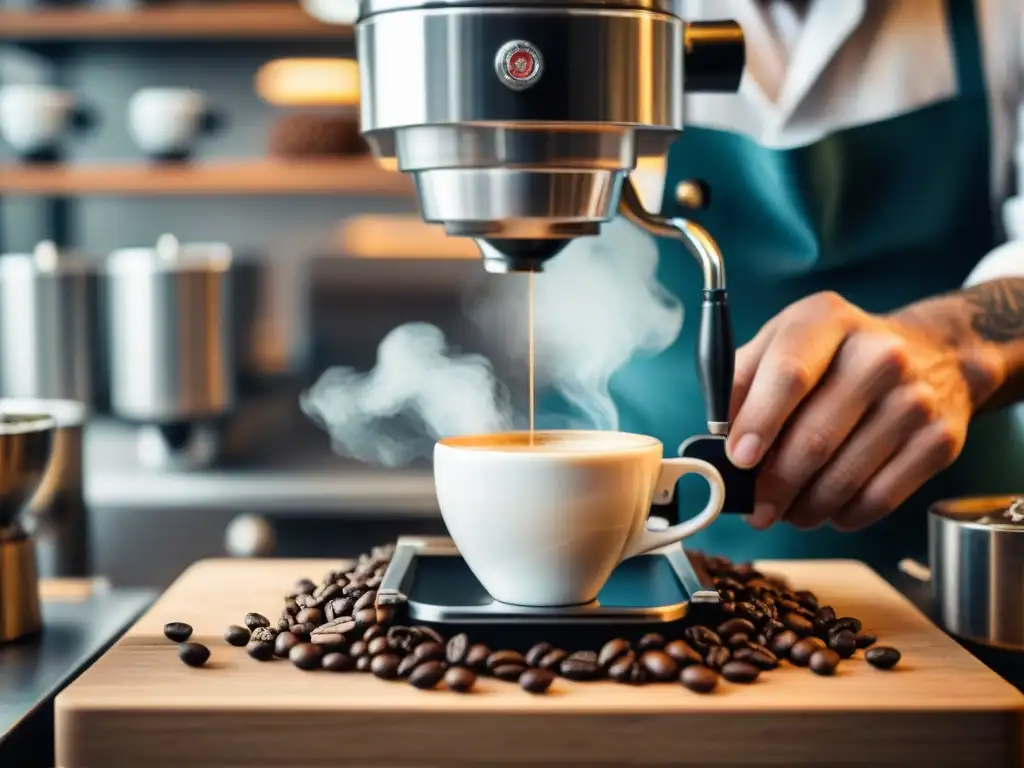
[378,536,721,626]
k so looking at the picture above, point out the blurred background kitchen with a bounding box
[0,0,529,588]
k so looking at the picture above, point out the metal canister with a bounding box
[105,235,234,423]
[929,495,1024,651]
[2,398,89,578]
[0,242,99,405]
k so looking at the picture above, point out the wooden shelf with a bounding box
[0,3,353,41]
[0,159,414,197]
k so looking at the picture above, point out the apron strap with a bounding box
[947,0,987,98]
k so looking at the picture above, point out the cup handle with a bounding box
[620,457,725,560]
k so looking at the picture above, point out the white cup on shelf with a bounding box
[0,85,77,159]
[127,88,221,161]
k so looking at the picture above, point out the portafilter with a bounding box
[0,408,56,643]
[356,0,745,435]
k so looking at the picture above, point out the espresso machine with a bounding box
[357,0,742,439]
[357,1,751,624]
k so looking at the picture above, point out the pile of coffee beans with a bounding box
[164,543,902,693]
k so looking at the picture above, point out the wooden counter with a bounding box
[55,558,1024,766]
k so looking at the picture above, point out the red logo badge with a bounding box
[506,50,536,81]
[495,40,543,91]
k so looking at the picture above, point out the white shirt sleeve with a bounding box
[965,7,1024,287]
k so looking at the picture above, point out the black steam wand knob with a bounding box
[618,179,735,436]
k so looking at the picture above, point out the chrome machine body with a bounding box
[356,0,745,434]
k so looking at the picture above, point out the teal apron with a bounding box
[593,0,1021,566]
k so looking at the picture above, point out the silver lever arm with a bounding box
[618,177,735,436]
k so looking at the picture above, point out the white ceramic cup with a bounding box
[0,85,76,156]
[127,88,208,157]
[434,430,726,607]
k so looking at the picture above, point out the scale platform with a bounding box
[377,536,720,627]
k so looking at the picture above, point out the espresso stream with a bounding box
[528,272,535,444]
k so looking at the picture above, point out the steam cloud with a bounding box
[302,217,683,466]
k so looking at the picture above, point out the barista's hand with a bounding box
[725,291,995,532]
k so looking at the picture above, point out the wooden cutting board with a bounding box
[55,558,1024,767]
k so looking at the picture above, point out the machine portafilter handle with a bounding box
[619,180,735,436]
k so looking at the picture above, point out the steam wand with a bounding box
[618,178,735,437]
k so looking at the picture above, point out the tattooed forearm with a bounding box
[962,278,1024,343]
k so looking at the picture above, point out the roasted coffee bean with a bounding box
[726,632,750,649]
[446,633,470,665]
[567,650,598,665]
[354,608,378,630]
[311,633,347,650]
[295,607,324,625]
[768,629,799,658]
[680,665,718,694]
[367,637,391,656]
[276,618,291,632]
[717,618,756,638]
[813,606,837,635]
[704,645,731,670]
[327,597,354,621]
[246,640,274,661]
[809,649,840,676]
[224,625,249,647]
[445,666,476,692]
[376,606,396,626]
[637,633,666,651]
[782,612,814,636]
[487,650,526,671]
[559,657,600,681]
[493,663,528,682]
[355,655,372,672]
[290,621,315,640]
[398,654,421,678]
[628,664,649,685]
[598,639,631,670]
[828,629,857,659]
[292,578,316,596]
[684,626,722,651]
[607,652,637,682]
[322,652,354,672]
[865,647,901,670]
[829,617,862,636]
[855,632,878,649]
[764,619,785,639]
[289,643,324,671]
[274,631,300,658]
[790,637,827,667]
[732,647,777,670]
[526,642,555,667]
[538,648,568,670]
[250,627,277,643]
[414,626,444,645]
[795,590,819,610]
[164,622,193,643]
[721,660,760,684]
[413,641,446,663]
[409,660,446,689]
[354,590,377,612]
[316,583,342,603]
[386,627,420,654]
[244,613,270,631]
[313,617,356,636]
[370,653,402,679]
[465,644,492,672]
[640,650,679,682]
[720,601,737,615]
[348,640,367,658]
[363,624,385,643]
[178,642,210,667]
[664,640,702,667]
[519,667,555,694]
